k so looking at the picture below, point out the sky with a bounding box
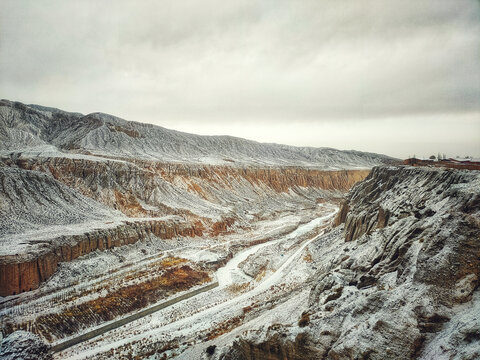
[1,0,479,159]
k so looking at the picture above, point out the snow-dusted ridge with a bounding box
[0,99,397,169]
[1,158,478,359]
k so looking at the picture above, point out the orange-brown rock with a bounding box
[1,157,369,296]
[6,157,370,218]
[210,217,236,236]
[156,162,370,193]
[334,203,349,227]
[0,218,204,296]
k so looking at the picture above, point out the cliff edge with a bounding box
[223,166,480,360]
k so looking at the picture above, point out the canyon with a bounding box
[0,100,478,360]
[221,166,480,360]
[0,158,370,297]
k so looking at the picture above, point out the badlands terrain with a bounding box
[0,99,479,360]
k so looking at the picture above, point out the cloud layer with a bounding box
[1,0,479,157]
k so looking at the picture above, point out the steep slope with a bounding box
[0,99,396,168]
[0,164,211,296]
[0,155,370,296]
[2,99,476,360]
[0,99,403,357]
[0,165,120,239]
[0,99,386,297]
[2,156,369,218]
[221,166,480,360]
[0,100,386,295]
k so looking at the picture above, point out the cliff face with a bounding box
[338,166,480,244]
[0,218,206,296]
[0,156,369,296]
[226,166,480,360]
[0,330,51,360]
[0,165,124,239]
[224,334,319,360]
[3,157,369,218]
[312,167,480,359]
[0,99,386,296]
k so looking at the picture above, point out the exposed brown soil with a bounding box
[5,258,210,341]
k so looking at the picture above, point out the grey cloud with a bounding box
[0,0,479,157]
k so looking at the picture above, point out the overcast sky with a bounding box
[1,0,479,158]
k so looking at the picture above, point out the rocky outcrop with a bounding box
[2,157,370,217]
[227,166,480,359]
[0,165,117,236]
[0,157,368,296]
[313,167,480,358]
[156,162,370,193]
[0,218,204,296]
[333,203,349,226]
[0,330,51,360]
[0,101,375,298]
[337,166,480,242]
[224,334,320,360]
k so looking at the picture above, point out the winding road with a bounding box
[56,205,338,359]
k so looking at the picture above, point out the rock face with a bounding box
[0,218,205,296]
[0,162,368,296]
[340,166,480,245]
[3,156,370,218]
[0,99,394,296]
[226,166,480,360]
[225,334,320,360]
[0,152,370,296]
[0,165,119,236]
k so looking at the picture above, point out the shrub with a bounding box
[298,312,310,327]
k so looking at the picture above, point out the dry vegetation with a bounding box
[206,315,245,340]
[303,252,313,263]
[226,282,250,294]
[98,339,179,360]
[255,265,268,281]
[6,257,211,341]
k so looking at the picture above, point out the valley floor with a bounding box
[1,203,338,359]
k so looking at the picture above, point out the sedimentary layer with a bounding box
[224,166,480,359]
[0,217,207,297]
[2,156,370,217]
[0,157,369,296]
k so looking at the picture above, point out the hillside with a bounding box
[0,100,381,298]
[1,100,477,360]
[0,99,396,169]
[220,166,480,360]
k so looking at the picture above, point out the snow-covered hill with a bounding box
[219,166,480,360]
[0,100,396,169]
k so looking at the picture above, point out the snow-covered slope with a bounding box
[221,166,480,360]
[0,165,123,256]
[0,99,396,169]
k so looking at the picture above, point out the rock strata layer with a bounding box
[222,166,480,360]
[0,218,205,296]
[0,157,369,296]
[3,157,370,217]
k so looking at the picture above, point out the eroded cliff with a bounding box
[0,99,392,297]
[3,156,369,217]
[0,156,369,296]
[0,217,205,296]
[222,166,480,360]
